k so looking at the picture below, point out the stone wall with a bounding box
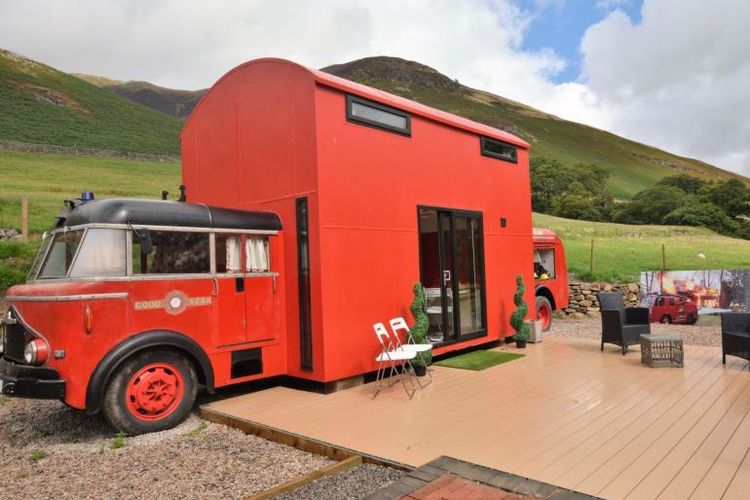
[556,281,641,319]
[0,139,180,163]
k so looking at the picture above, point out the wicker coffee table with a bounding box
[640,334,684,368]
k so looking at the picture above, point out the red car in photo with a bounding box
[642,294,698,324]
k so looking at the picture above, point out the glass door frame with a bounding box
[417,205,488,346]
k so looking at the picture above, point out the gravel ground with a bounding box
[0,398,333,499]
[550,316,722,347]
[277,463,405,500]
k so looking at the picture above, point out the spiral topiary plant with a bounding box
[410,282,432,367]
[510,274,530,344]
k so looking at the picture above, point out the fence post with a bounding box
[21,194,29,241]
[590,238,595,274]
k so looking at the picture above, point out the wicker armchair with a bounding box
[598,291,651,355]
[721,313,750,371]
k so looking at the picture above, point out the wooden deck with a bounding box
[202,336,750,499]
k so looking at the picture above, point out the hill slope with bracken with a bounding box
[75,74,204,119]
[0,49,182,155]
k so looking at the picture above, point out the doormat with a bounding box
[434,350,524,371]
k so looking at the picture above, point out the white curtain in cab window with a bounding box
[69,229,127,277]
[245,236,269,272]
[226,237,242,272]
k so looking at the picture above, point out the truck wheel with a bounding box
[660,315,672,324]
[536,296,553,331]
[102,350,197,435]
[687,314,697,325]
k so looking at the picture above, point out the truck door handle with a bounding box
[443,270,451,285]
[211,277,218,296]
[235,276,245,292]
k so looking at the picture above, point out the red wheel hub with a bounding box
[126,363,184,421]
[537,302,552,330]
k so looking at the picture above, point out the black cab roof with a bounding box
[60,198,281,231]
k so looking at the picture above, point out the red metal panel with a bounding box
[313,85,534,381]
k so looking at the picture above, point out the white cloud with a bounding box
[581,0,750,174]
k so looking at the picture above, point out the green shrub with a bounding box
[510,275,530,342]
[409,283,432,367]
[29,450,47,462]
[663,202,742,237]
[111,431,127,449]
[0,239,39,294]
[613,185,686,224]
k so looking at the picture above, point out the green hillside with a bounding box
[533,213,750,282]
[323,57,744,198]
[0,49,182,155]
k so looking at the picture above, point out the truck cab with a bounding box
[1,195,284,435]
[532,228,568,331]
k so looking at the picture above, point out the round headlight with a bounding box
[24,341,37,364]
[24,339,49,366]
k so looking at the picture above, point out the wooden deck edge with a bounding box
[199,405,415,471]
[245,455,362,500]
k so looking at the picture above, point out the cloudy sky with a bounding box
[1,0,749,175]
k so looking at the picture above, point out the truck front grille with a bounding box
[3,310,27,363]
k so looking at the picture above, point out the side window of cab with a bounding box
[215,234,243,274]
[132,230,210,275]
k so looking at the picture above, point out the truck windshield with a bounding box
[69,228,127,278]
[34,228,127,279]
[36,229,84,279]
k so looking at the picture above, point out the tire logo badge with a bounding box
[164,291,188,315]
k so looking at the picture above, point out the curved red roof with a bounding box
[184,58,528,149]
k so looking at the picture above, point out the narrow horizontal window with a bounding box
[346,94,411,136]
[480,136,518,163]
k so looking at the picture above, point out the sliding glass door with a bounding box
[418,207,486,344]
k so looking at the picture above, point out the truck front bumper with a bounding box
[0,357,65,400]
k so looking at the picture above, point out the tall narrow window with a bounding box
[297,198,313,370]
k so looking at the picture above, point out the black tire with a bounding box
[536,296,553,332]
[102,349,197,435]
[660,315,672,324]
[687,314,697,325]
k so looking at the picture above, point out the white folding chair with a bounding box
[373,323,417,399]
[389,317,433,388]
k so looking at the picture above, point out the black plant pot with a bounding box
[414,364,427,377]
[516,340,527,349]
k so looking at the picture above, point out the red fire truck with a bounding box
[2,58,541,434]
[532,229,568,331]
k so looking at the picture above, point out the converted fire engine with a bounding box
[532,228,568,331]
[1,58,551,434]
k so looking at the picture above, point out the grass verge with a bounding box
[434,350,524,371]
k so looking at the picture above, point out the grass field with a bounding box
[533,213,750,282]
[0,150,179,232]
